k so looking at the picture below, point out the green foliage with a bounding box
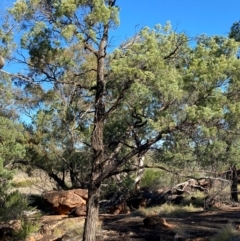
[101,175,135,200]
[3,1,240,240]
[5,0,240,185]
[229,20,240,42]
[140,169,162,189]
[0,116,26,201]
[0,191,40,241]
[2,0,240,186]
[13,219,40,241]
[0,114,36,240]
[0,117,26,164]
[182,192,206,207]
[0,191,29,221]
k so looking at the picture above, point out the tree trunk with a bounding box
[83,184,100,241]
[226,165,238,202]
[134,155,145,191]
[231,166,238,202]
[83,22,108,241]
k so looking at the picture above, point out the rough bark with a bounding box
[223,165,238,202]
[83,185,100,241]
[230,165,238,202]
[82,22,108,241]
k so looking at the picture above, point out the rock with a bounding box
[42,189,88,215]
[38,234,56,241]
[0,220,21,240]
[26,236,37,241]
[109,202,130,214]
[74,189,88,200]
[143,216,174,229]
[26,233,43,241]
[74,205,87,216]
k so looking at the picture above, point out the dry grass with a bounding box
[131,203,203,218]
[182,192,206,207]
[53,218,85,238]
[11,179,36,188]
[210,223,240,241]
[172,224,188,239]
[52,218,102,239]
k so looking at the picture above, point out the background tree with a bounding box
[0,74,36,239]
[22,81,93,189]
[229,20,240,42]
[229,21,240,59]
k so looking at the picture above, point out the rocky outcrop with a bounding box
[42,189,88,215]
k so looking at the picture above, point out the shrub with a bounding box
[140,169,162,189]
[101,175,135,200]
[182,191,206,208]
[0,191,40,240]
[12,219,40,241]
[210,223,240,241]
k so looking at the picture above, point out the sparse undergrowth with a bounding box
[52,218,102,240]
[0,191,41,241]
[53,218,85,238]
[131,203,203,218]
[182,191,206,207]
[13,219,40,241]
[210,223,240,241]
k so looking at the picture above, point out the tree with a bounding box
[22,82,93,189]
[2,1,240,240]
[0,92,34,240]
[229,20,240,42]
[0,116,26,199]
[229,21,240,59]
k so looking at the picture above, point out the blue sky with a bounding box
[111,0,240,46]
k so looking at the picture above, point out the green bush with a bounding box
[181,192,206,208]
[140,169,163,189]
[13,219,40,241]
[101,175,135,200]
[0,191,29,220]
[0,191,40,240]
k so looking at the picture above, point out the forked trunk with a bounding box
[83,184,100,241]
